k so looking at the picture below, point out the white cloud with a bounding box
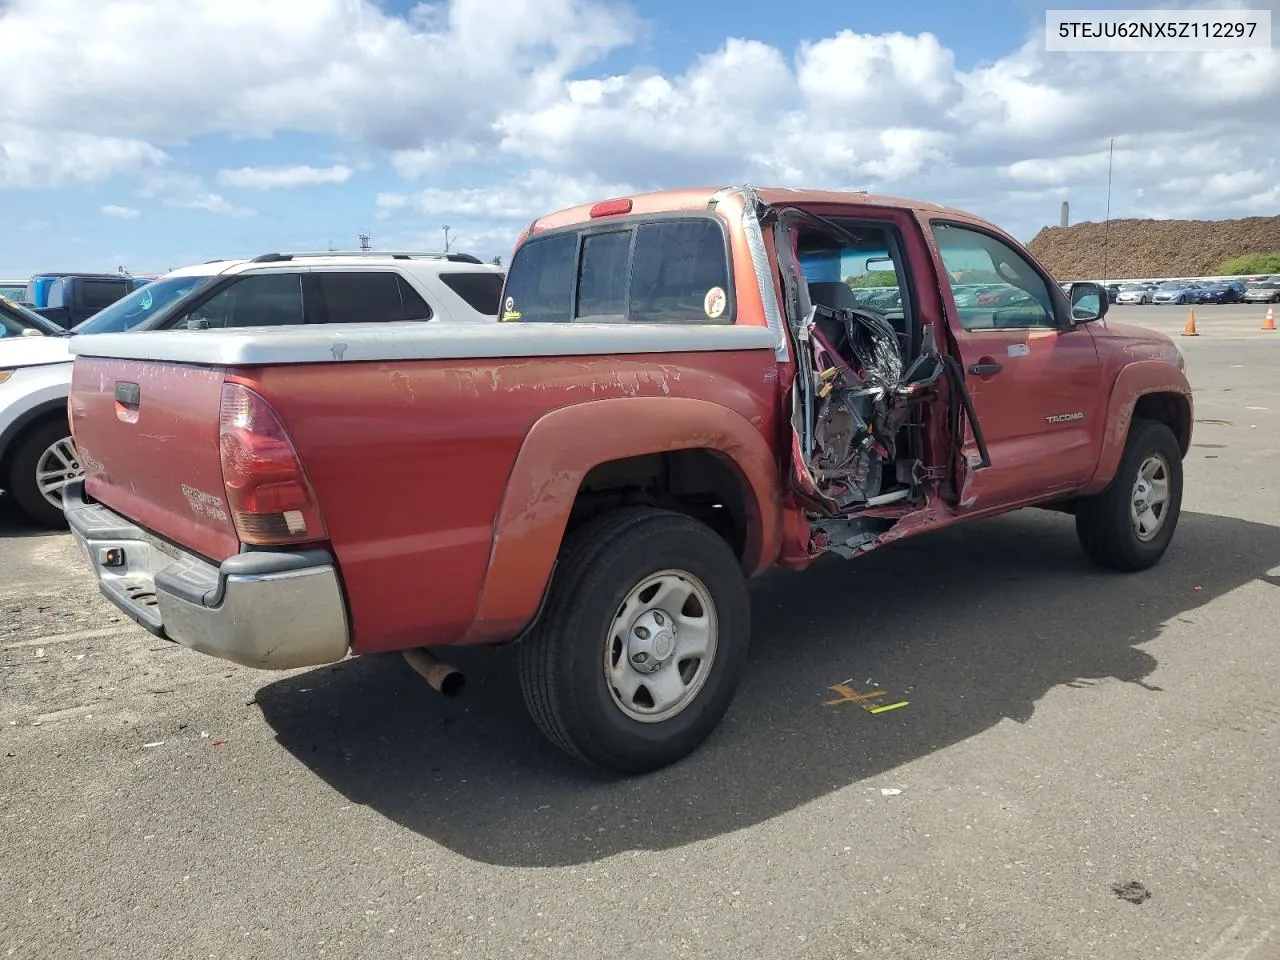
[0,0,635,169]
[1,0,1277,251]
[100,204,140,219]
[399,169,634,222]
[216,164,353,189]
[164,193,255,218]
[0,123,167,187]
[491,24,1280,239]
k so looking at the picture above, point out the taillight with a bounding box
[218,383,326,546]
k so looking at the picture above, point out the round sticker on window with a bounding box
[703,286,727,319]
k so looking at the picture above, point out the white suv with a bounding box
[1,251,505,527]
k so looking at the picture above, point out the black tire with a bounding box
[517,506,751,776]
[6,419,76,528]
[1075,418,1182,571]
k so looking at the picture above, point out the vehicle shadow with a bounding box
[0,494,63,539]
[256,508,1280,867]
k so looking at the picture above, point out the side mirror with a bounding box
[21,328,44,338]
[1065,281,1108,324]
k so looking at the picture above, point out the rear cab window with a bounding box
[500,216,733,324]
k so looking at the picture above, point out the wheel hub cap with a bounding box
[628,609,677,674]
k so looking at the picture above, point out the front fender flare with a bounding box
[1080,360,1193,495]
[458,396,782,645]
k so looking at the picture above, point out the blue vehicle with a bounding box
[1195,281,1246,304]
[22,272,130,309]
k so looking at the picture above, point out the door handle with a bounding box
[968,362,1003,375]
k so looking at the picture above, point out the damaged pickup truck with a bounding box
[63,186,1193,775]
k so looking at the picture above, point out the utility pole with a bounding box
[442,225,452,254]
[1102,137,1114,282]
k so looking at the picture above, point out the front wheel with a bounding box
[517,506,751,775]
[1074,418,1183,571]
[6,419,79,528]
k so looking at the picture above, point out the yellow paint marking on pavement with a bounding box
[824,684,885,707]
[869,701,910,714]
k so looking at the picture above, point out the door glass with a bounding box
[931,223,1058,330]
[315,272,432,323]
[186,273,306,328]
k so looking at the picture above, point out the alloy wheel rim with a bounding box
[36,437,82,508]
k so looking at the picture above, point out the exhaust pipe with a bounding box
[402,648,466,698]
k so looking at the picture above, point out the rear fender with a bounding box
[1079,360,1192,495]
[458,396,782,645]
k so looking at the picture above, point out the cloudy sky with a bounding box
[0,0,1276,276]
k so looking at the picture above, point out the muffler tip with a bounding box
[403,648,466,698]
[438,670,465,698]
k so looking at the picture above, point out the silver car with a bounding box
[1242,279,1280,304]
[1115,282,1155,304]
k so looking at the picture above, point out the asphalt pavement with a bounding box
[2,302,1278,959]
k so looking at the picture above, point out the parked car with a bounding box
[1115,282,1156,305]
[63,184,1193,776]
[1152,281,1201,305]
[1242,279,1280,303]
[0,250,504,528]
[1104,283,1121,303]
[0,298,74,523]
[1195,281,1246,304]
[0,280,26,301]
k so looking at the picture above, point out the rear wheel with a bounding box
[1075,418,1182,571]
[517,506,751,776]
[6,419,78,528]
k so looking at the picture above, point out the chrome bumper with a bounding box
[63,481,350,669]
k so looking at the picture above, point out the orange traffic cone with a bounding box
[1182,307,1198,336]
[1263,306,1276,331]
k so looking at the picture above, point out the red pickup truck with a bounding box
[63,185,1193,775]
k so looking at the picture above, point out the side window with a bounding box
[315,272,432,324]
[186,273,306,329]
[500,232,576,322]
[629,219,731,323]
[576,231,631,318]
[438,272,504,315]
[930,223,1057,331]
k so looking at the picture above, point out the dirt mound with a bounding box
[1026,216,1280,280]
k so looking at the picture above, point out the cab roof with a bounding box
[525,184,978,236]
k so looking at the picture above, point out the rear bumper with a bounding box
[63,480,350,669]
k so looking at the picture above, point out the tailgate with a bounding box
[69,357,240,562]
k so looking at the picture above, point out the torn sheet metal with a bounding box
[709,184,790,363]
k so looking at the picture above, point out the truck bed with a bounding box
[68,321,780,654]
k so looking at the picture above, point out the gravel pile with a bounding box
[1026,215,1280,280]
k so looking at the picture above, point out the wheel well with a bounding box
[567,450,755,569]
[1132,392,1192,456]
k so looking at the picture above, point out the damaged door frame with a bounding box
[762,200,992,555]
